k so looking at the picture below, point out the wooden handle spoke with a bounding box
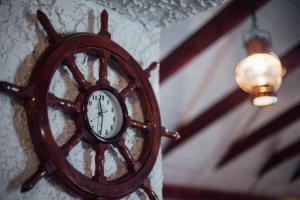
[99,10,111,38]
[141,178,159,200]
[21,164,47,193]
[94,143,107,182]
[37,10,63,43]
[161,127,181,140]
[116,140,139,171]
[48,93,79,113]
[65,56,91,91]
[61,131,85,156]
[0,81,32,102]
[144,62,159,78]
[97,52,110,86]
[128,117,149,131]
[120,80,138,98]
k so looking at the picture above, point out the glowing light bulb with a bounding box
[235,37,283,106]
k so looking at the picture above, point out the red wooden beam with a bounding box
[159,0,270,83]
[163,43,300,156]
[291,164,300,182]
[163,89,248,154]
[163,184,296,200]
[217,101,300,168]
[258,138,300,177]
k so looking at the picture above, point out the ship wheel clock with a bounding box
[0,10,180,200]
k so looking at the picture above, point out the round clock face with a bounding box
[86,90,123,140]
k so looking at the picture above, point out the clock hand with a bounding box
[96,112,100,133]
[99,97,104,135]
[99,96,103,113]
[90,115,99,122]
[100,112,104,135]
[96,97,101,133]
[90,109,109,122]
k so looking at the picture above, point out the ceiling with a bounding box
[159,0,300,198]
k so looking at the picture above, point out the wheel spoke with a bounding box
[144,62,159,78]
[98,52,110,86]
[161,126,181,140]
[141,178,159,200]
[61,131,85,156]
[120,80,138,98]
[128,117,148,131]
[98,10,111,38]
[48,93,79,113]
[116,139,139,171]
[0,81,32,101]
[21,164,47,193]
[64,56,90,91]
[37,10,63,44]
[94,143,107,182]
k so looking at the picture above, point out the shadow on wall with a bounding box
[7,9,100,192]
[8,11,48,191]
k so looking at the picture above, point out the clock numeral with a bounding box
[105,130,108,135]
[107,100,109,105]
[88,100,92,105]
[100,95,104,101]
[113,116,116,122]
[92,95,97,100]
[110,125,113,130]
[111,107,114,113]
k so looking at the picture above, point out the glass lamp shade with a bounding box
[235,52,283,106]
[252,94,278,106]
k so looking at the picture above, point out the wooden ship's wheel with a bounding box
[0,10,180,199]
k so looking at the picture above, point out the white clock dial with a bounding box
[86,90,123,139]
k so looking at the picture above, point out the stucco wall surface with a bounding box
[98,0,224,28]
[0,0,161,199]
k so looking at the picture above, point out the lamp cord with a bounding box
[249,0,258,29]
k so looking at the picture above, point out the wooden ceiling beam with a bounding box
[291,164,300,182]
[217,101,300,168]
[163,89,248,155]
[159,0,270,83]
[258,138,300,177]
[163,184,297,200]
[163,43,300,156]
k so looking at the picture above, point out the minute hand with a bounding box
[99,97,104,135]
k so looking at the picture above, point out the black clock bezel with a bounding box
[83,85,129,144]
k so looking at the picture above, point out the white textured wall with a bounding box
[98,0,223,28]
[0,0,161,199]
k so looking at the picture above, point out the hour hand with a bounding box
[90,114,99,122]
